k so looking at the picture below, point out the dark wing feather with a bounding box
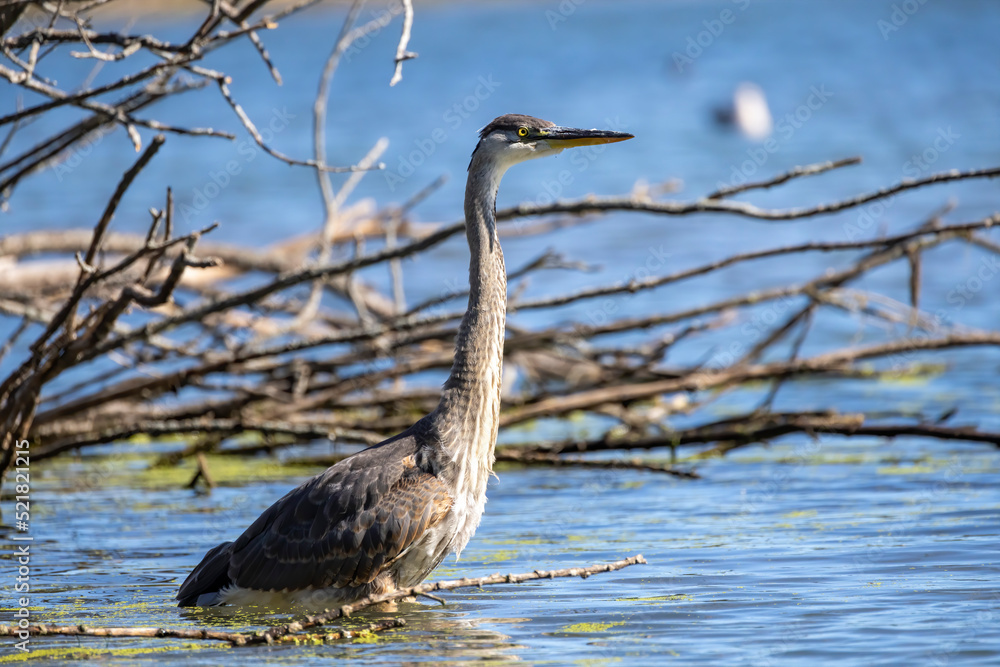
[176,541,234,606]
[225,433,452,593]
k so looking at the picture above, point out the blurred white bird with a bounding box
[714,82,773,140]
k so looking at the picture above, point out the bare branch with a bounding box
[497,165,1000,222]
[0,618,405,647]
[389,0,415,86]
[705,156,862,200]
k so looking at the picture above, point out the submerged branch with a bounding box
[279,555,648,631]
[0,556,646,646]
[0,618,406,647]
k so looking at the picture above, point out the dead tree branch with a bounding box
[0,556,645,646]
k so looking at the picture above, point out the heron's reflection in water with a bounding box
[178,598,529,662]
[380,607,529,663]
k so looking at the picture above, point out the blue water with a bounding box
[2,0,1000,664]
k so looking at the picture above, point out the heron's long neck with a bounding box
[435,159,507,465]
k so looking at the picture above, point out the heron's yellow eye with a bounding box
[517,127,529,138]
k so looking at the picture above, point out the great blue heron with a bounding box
[176,114,633,609]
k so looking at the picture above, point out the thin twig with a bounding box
[705,156,862,200]
[389,0,415,86]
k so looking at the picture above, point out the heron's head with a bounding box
[470,114,633,176]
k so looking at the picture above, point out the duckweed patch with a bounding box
[0,644,217,663]
[877,465,938,475]
[483,537,551,546]
[35,449,315,492]
[558,621,626,634]
[480,549,520,564]
[351,630,383,644]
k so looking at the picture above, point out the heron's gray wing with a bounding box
[176,541,234,606]
[227,444,452,592]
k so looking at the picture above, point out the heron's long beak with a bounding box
[542,126,634,148]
